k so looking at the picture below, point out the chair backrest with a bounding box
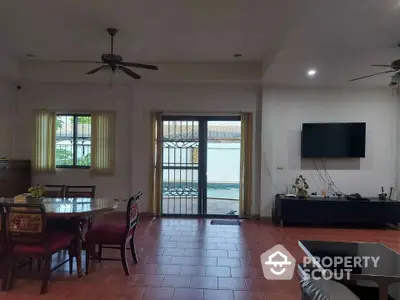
[43,185,66,198]
[65,185,96,198]
[0,204,5,245]
[4,203,46,246]
[126,191,143,235]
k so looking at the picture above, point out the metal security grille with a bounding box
[56,115,91,168]
[162,120,200,215]
[76,116,91,166]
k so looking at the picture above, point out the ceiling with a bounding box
[263,0,400,86]
[1,0,400,86]
[0,0,311,62]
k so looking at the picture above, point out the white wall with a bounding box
[12,81,399,218]
[14,82,261,214]
[0,81,15,158]
[261,87,398,217]
[15,83,133,207]
[207,143,240,183]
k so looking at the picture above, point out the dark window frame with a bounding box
[56,113,91,169]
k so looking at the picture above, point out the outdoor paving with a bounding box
[162,197,239,215]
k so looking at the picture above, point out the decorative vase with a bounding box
[26,195,44,203]
[296,190,308,199]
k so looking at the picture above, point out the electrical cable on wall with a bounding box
[262,153,277,191]
[312,159,335,195]
[321,159,347,196]
[309,170,325,193]
[322,164,342,195]
[312,159,347,196]
[310,162,330,194]
[319,160,337,195]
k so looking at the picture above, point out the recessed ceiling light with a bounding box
[234,53,242,58]
[307,68,317,77]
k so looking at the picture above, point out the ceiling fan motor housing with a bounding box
[101,53,123,64]
[391,59,400,69]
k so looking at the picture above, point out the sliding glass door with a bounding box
[161,116,241,217]
[206,120,241,215]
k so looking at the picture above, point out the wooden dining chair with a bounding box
[65,185,96,198]
[3,203,76,294]
[85,191,142,276]
[65,185,96,234]
[0,204,6,291]
[0,204,45,291]
[43,185,66,198]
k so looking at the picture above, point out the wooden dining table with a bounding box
[0,197,118,276]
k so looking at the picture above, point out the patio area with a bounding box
[162,197,239,215]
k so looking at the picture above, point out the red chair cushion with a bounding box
[13,233,75,254]
[85,223,126,245]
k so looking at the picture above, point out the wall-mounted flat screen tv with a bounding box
[301,123,366,158]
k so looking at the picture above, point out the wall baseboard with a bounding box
[101,212,271,222]
[247,215,272,222]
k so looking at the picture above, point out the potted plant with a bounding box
[27,185,45,200]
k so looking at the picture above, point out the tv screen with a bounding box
[301,123,366,158]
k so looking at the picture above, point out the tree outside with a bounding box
[56,116,91,166]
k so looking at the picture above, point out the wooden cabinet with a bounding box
[0,160,31,197]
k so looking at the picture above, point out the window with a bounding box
[56,114,91,168]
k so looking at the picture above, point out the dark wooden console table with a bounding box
[273,194,400,227]
[0,160,31,197]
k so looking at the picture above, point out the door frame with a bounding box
[161,115,241,218]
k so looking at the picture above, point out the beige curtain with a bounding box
[239,112,253,218]
[149,112,163,215]
[90,111,116,175]
[33,110,56,173]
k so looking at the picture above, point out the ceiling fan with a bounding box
[61,28,158,79]
[349,59,400,86]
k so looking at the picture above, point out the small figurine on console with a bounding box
[293,175,309,198]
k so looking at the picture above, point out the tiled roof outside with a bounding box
[163,123,241,140]
[56,121,241,141]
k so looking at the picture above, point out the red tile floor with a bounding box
[2,217,400,299]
